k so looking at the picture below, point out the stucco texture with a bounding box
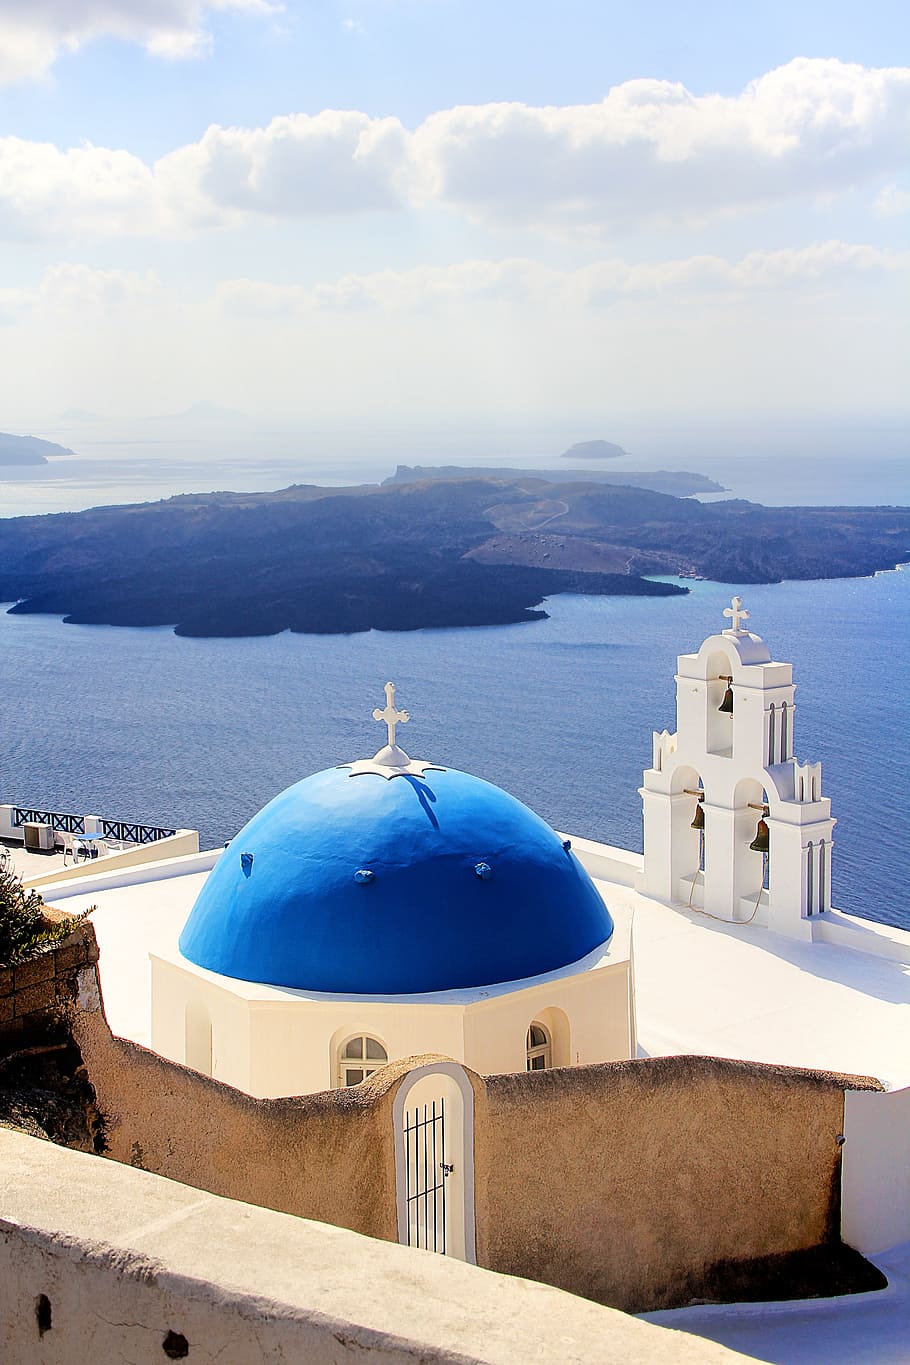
[61,934,881,1314]
[74,1003,404,1242]
[474,1055,879,1313]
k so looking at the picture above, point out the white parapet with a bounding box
[0,1127,745,1364]
[21,830,202,891]
[843,1085,910,1256]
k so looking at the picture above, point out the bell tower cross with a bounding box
[723,596,749,634]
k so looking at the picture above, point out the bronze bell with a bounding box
[718,681,734,714]
[691,801,705,831]
[750,817,770,855]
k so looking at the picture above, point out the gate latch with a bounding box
[439,1162,454,1176]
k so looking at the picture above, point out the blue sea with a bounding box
[0,567,907,929]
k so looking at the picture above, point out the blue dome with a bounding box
[179,765,613,995]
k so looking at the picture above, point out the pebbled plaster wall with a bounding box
[475,1054,879,1312]
[69,956,881,1314]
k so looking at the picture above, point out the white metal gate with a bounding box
[394,1063,475,1264]
[403,1096,452,1253]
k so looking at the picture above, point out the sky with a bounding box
[0,0,907,441]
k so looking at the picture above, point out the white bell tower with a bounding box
[638,598,835,940]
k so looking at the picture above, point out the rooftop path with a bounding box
[45,839,910,1089]
[605,880,910,1091]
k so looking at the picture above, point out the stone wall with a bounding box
[0,914,98,1051]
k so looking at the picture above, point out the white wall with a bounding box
[43,848,222,901]
[842,1086,910,1255]
[151,951,633,1098]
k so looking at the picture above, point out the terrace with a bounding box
[0,801,199,890]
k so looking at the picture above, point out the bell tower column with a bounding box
[702,802,736,917]
[638,598,835,940]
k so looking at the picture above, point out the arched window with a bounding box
[526,1022,552,1072]
[338,1034,388,1087]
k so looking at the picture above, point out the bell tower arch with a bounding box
[639,597,835,939]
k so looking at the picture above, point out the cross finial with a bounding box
[723,595,749,634]
[372,681,409,748]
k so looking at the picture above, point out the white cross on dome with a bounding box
[372,681,410,748]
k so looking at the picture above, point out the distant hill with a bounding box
[0,432,74,466]
[383,465,725,496]
[0,477,907,639]
[561,440,627,460]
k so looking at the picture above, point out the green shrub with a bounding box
[0,870,78,966]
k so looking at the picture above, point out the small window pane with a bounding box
[345,1068,364,1085]
[530,1025,547,1047]
[344,1037,363,1060]
[530,1054,546,1070]
[365,1038,387,1061]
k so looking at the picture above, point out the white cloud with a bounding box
[0,109,412,240]
[157,111,411,218]
[216,242,908,316]
[0,136,160,239]
[0,0,279,82]
[0,60,906,239]
[411,59,910,230]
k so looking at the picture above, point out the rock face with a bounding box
[0,432,73,466]
[561,439,627,460]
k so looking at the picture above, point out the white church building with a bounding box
[27,594,909,1103]
[150,681,635,1097]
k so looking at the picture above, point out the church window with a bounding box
[338,1034,388,1087]
[526,1022,552,1071]
[806,841,814,916]
[780,702,789,761]
[768,704,776,766]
